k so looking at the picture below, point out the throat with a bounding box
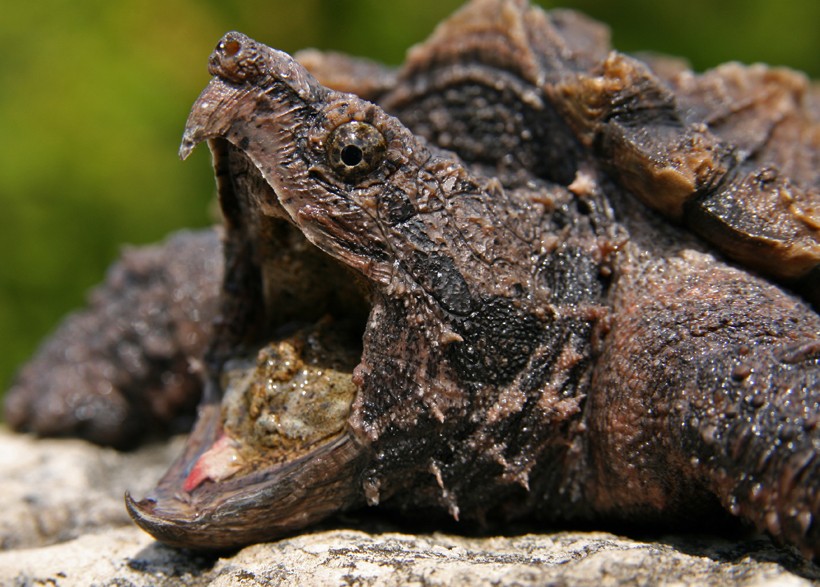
[220,316,362,463]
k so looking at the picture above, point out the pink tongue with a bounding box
[183,434,242,492]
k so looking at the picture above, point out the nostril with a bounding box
[209,32,265,84]
[222,39,241,57]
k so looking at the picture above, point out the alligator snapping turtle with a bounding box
[5,0,820,557]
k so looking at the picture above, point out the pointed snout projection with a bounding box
[179,32,326,161]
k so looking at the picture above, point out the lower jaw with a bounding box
[126,314,370,550]
[125,419,367,550]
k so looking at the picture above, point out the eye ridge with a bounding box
[327,121,386,179]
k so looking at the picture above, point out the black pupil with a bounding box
[341,145,364,167]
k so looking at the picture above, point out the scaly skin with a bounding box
[5,0,818,557]
[123,16,818,556]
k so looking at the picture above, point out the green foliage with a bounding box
[0,0,817,401]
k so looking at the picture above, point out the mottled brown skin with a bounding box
[6,0,819,558]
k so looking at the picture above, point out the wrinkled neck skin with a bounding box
[128,31,614,549]
[346,165,614,522]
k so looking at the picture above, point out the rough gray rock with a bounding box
[0,428,185,550]
[0,428,817,586]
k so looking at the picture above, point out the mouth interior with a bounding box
[182,139,372,491]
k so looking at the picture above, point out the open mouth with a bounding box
[192,140,372,494]
[204,138,373,480]
[183,137,373,495]
[125,31,421,549]
[126,135,374,549]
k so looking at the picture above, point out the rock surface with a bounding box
[0,428,817,586]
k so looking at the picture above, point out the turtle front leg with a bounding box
[586,245,820,558]
[4,229,222,449]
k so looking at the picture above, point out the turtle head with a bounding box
[126,33,530,550]
[179,32,425,284]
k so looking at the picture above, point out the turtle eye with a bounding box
[327,121,386,180]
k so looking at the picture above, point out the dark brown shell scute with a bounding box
[375,4,820,306]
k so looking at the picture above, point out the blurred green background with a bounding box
[1,0,818,404]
